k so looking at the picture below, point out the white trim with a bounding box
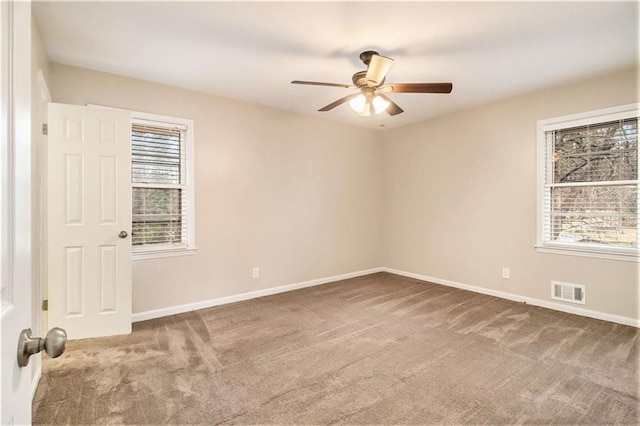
[184,117,195,253]
[131,110,192,128]
[37,70,50,104]
[382,267,639,328]
[31,362,41,403]
[37,71,51,339]
[538,102,640,132]
[535,245,640,262]
[132,267,384,322]
[132,247,196,260]
[536,120,546,250]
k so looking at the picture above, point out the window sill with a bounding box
[133,247,197,261]
[535,245,639,263]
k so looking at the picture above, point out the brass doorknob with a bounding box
[118,231,128,238]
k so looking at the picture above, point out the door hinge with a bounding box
[41,299,48,311]
[42,123,48,135]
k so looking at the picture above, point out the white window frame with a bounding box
[131,111,196,260]
[536,102,639,262]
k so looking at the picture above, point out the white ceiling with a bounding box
[33,1,638,130]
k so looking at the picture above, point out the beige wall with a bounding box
[48,61,639,322]
[382,67,639,320]
[49,63,383,314]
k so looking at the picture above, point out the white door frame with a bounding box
[38,70,51,335]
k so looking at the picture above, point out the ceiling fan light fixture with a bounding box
[349,93,388,117]
[356,102,372,117]
[349,94,367,114]
[372,95,390,114]
[292,51,453,117]
[358,107,372,117]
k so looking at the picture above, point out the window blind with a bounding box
[132,124,184,185]
[132,123,188,249]
[543,118,639,249]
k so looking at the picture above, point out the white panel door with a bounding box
[47,103,132,340]
[1,1,34,423]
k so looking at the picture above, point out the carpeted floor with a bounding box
[33,272,639,424]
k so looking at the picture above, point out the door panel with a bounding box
[65,154,84,223]
[47,103,132,340]
[99,245,118,312]
[100,156,117,223]
[64,246,84,315]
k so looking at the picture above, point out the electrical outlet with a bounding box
[252,267,259,279]
[502,267,510,279]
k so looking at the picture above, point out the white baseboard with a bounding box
[382,267,640,328]
[132,267,385,323]
[132,266,638,328]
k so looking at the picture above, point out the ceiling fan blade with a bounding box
[318,93,359,112]
[291,80,355,89]
[378,94,404,116]
[386,83,453,93]
[365,54,394,87]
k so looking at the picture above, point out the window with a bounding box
[131,112,195,259]
[537,103,639,261]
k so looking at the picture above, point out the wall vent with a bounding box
[551,281,585,305]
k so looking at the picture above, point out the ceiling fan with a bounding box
[292,51,453,117]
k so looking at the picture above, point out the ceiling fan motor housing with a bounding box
[352,71,369,88]
[359,50,379,66]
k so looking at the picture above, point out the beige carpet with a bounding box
[33,272,639,424]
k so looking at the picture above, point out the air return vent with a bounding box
[551,281,585,305]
